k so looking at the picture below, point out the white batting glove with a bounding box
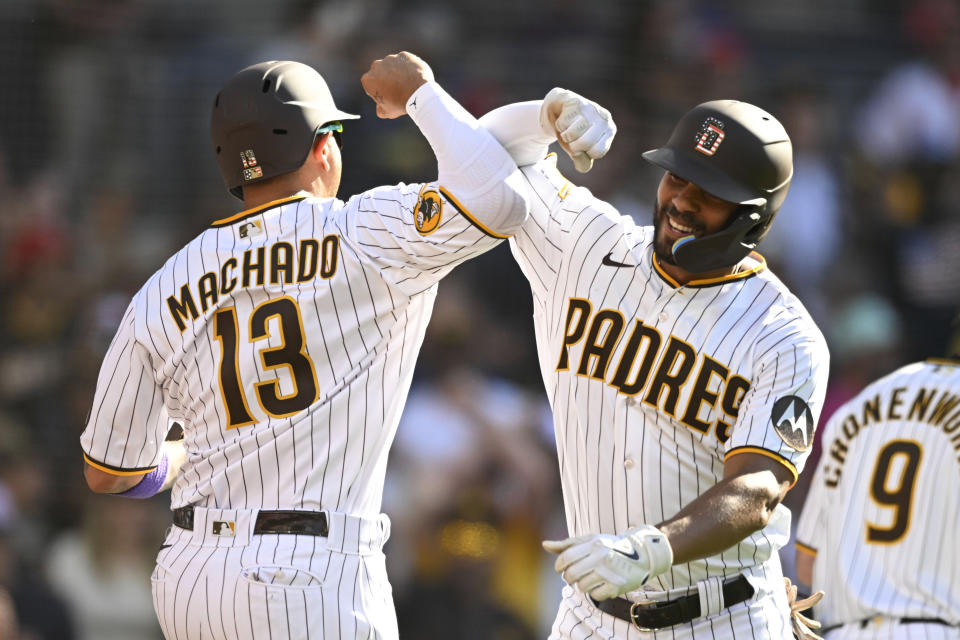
[542,525,673,600]
[538,88,616,173]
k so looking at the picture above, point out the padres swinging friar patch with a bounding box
[771,395,815,451]
[414,189,443,235]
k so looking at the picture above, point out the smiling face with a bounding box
[653,171,740,268]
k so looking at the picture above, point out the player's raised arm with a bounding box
[361,51,528,236]
[472,89,619,304]
[478,88,616,170]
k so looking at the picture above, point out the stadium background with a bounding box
[0,0,958,637]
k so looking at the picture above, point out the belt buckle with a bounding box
[629,601,656,633]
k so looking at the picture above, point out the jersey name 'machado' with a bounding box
[556,297,750,443]
[166,235,340,332]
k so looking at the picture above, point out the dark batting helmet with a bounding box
[642,100,793,272]
[211,60,360,200]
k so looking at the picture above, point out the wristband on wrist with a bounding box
[114,453,169,499]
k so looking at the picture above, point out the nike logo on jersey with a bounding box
[602,252,634,268]
[771,395,815,451]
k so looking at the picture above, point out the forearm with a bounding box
[84,465,145,493]
[407,82,528,234]
[657,471,783,565]
[479,101,554,167]
[84,440,186,497]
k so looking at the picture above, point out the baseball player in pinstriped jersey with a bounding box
[480,98,830,638]
[78,52,615,639]
[796,355,960,639]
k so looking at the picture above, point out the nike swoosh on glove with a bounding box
[542,525,673,600]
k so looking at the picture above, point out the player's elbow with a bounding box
[489,169,532,234]
[449,169,530,237]
[752,482,785,529]
[737,474,786,532]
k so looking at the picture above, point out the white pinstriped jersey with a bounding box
[80,183,508,518]
[796,358,960,630]
[511,157,830,593]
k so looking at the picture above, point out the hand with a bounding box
[159,439,187,492]
[542,525,673,600]
[784,577,825,640]
[361,51,435,119]
[539,88,617,173]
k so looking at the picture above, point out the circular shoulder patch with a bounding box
[415,190,443,235]
[771,395,815,451]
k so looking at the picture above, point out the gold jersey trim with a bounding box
[541,153,573,199]
[724,445,799,487]
[211,195,307,228]
[926,357,960,366]
[795,541,817,556]
[82,452,157,476]
[653,252,767,289]
[438,187,511,239]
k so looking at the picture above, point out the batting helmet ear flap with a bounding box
[671,204,770,273]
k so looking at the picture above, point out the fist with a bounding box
[361,51,435,119]
[539,88,616,173]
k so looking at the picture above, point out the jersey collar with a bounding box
[211,195,307,228]
[652,252,767,289]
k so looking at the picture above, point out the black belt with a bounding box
[172,506,329,536]
[822,617,954,633]
[592,575,755,631]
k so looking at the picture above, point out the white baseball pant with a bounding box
[151,507,396,640]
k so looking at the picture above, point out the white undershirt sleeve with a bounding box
[406,81,529,235]
[477,101,555,167]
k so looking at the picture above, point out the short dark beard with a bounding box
[652,208,675,266]
[653,201,705,266]
[653,200,679,265]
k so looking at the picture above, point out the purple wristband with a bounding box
[114,453,169,499]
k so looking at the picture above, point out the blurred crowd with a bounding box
[0,0,958,637]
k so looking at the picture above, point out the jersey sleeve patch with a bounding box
[771,395,816,451]
[414,187,443,235]
[724,445,799,487]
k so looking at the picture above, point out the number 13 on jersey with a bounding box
[214,296,319,428]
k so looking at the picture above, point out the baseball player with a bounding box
[796,354,960,638]
[479,96,830,638]
[78,52,612,639]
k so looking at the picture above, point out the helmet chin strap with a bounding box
[671,208,763,273]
